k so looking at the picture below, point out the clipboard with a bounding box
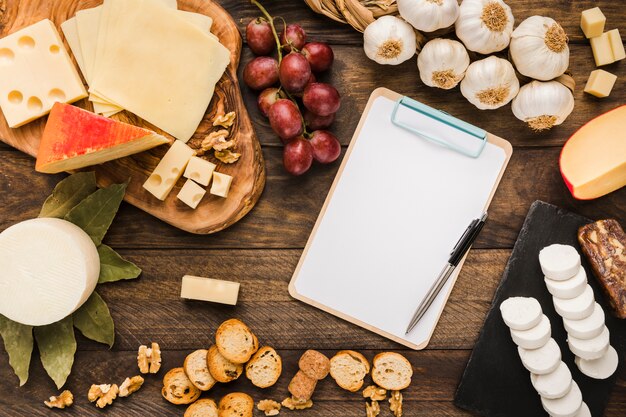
[289,88,512,350]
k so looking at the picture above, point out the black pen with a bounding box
[405,212,488,334]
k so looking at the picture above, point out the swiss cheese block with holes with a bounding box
[530,361,572,399]
[539,244,581,281]
[568,326,611,360]
[510,314,551,349]
[500,297,543,330]
[518,338,561,375]
[545,267,587,299]
[143,140,196,201]
[563,303,605,340]
[0,19,87,128]
[0,218,100,326]
[553,285,595,320]
[575,345,618,380]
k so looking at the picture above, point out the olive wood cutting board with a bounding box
[455,201,625,417]
[0,0,265,234]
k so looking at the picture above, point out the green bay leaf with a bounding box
[72,292,115,348]
[34,316,76,389]
[0,315,33,386]
[98,244,141,284]
[64,182,128,246]
[39,172,98,218]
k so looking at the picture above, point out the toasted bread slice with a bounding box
[371,352,413,391]
[299,350,330,380]
[184,349,217,391]
[184,398,218,417]
[215,319,259,364]
[207,345,243,383]
[218,392,254,417]
[329,350,370,392]
[246,346,282,388]
[161,368,201,405]
[288,370,317,401]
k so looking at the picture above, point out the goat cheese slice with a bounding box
[541,381,583,417]
[539,244,581,281]
[563,302,605,340]
[553,285,595,320]
[568,326,611,360]
[530,361,573,399]
[545,267,587,299]
[500,297,542,331]
[518,338,561,375]
[575,345,618,379]
[510,314,551,349]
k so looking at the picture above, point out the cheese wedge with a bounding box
[36,103,169,173]
[560,106,626,199]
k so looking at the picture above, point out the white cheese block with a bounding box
[500,297,543,331]
[563,302,605,340]
[530,361,572,399]
[0,218,100,326]
[180,275,240,305]
[510,314,551,349]
[143,140,196,200]
[573,402,591,417]
[518,338,561,375]
[177,179,206,209]
[552,285,595,320]
[544,267,587,299]
[210,172,233,198]
[568,326,610,360]
[183,156,216,186]
[575,345,618,380]
[541,381,583,417]
[539,244,581,281]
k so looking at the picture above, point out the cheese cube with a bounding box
[584,70,617,98]
[607,29,625,61]
[580,8,606,39]
[210,172,233,198]
[180,275,240,305]
[590,33,615,66]
[177,179,206,209]
[0,19,87,128]
[183,156,216,186]
[143,140,196,200]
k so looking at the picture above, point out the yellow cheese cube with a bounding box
[177,179,206,209]
[607,29,625,61]
[183,156,216,186]
[180,275,240,305]
[590,33,615,66]
[584,70,617,98]
[580,7,606,39]
[143,140,196,200]
[210,172,233,198]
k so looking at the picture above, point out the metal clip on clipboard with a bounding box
[391,96,488,158]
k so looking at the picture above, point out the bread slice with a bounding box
[288,370,317,400]
[371,352,413,390]
[184,349,217,391]
[207,345,243,383]
[184,398,218,417]
[245,346,282,388]
[298,350,330,380]
[218,392,254,417]
[329,350,370,392]
[215,319,259,364]
[161,367,201,405]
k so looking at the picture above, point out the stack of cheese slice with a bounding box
[500,297,591,417]
[539,244,618,380]
[60,0,230,143]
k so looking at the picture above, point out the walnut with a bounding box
[119,375,144,397]
[44,390,73,409]
[365,400,380,417]
[138,342,161,374]
[389,390,403,417]
[363,385,387,401]
[213,111,236,128]
[281,396,313,410]
[88,384,119,409]
[201,130,230,151]
[215,149,241,164]
[257,399,281,416]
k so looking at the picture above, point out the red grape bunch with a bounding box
[243,1,342,176]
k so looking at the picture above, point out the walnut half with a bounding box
[213,111,237,128]
[138,342,161,374]
[363,385,387,401]
[257,399,281,416]
[281,396,313,410]
[88,384,119,409]
[119,375,144,397]
[365,400,380,417]
[389,390,403,417]
[44,390,73,409]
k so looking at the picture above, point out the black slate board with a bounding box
[454,201,625,417]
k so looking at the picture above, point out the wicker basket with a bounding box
[304,0,398,32]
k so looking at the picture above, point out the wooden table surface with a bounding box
[0,1,625,416]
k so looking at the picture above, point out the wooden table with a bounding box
[0,1,624,415]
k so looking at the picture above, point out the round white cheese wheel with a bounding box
[568,326,610,360]
[544,267,587,299]
[500,297,542,330]
[575,345,618,379]
[552,285,595,320]
[573,402,591,417]
[518,338,561,375]
[563,303,605,340]
[530,361,572,399]
[541,381,583,417]
[539,244,581,281]
[510,314,551,349]
[0,218,100,326]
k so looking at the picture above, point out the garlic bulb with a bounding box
[363,16,417,65]
[510,16,570,81]
[512,80,574,131]
[460,56,519,110]
[418,39,470,89]
[455,0,514,54]
[397,0,460,33]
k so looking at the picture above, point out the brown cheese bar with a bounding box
[578,219,626,319]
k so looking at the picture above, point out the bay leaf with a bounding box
[98,244,141,284]
[39,172,98,218]
[64,182,128,246]
[34,316,76,389]
[72,291,115,348]
[0,315,33,386]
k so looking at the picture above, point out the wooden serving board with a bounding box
[0,0,265,234]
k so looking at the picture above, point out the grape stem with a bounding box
[251,0,283,63]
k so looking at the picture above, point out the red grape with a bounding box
[304,109,335,130]
[279,52,312,93]
[243,56,279,90]
[246,18,275,56]
[302,42,334,72]
[302,83,341,116]
[257,88,281,118]
[280,24,306,52]
[268,99,303,142]
[283,137,313,175]
[310,130,341,164]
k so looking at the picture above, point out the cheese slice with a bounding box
[0,218,100,326]
[568,326,610,360]
[36,103,169,173]
[575,345,618,379]
[518,338,561,375]
[541,381,583,417]
[530,361,573,400]
[180,275,240,305]
[552,285,595,320]
[500,297,542,331]
[545,267,587,299]
[510,314,551,349]
[560,105,626,199]
[563,302,605,340]
[59,17,87,80]
[539,244,581,281]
